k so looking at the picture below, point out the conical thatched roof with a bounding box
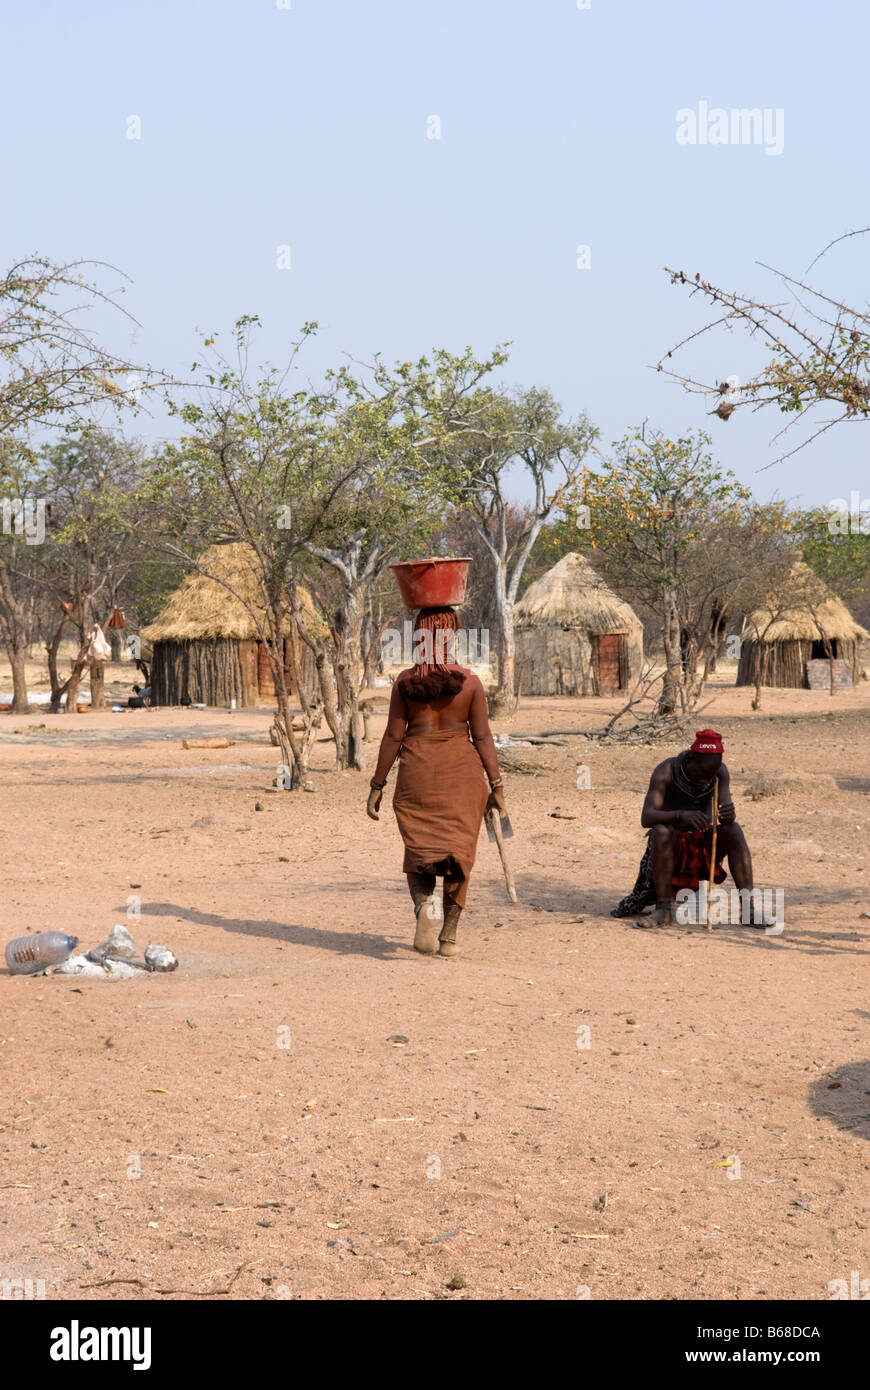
[515,552,641,633]
[143,543,316,643]
[742,560,868,644]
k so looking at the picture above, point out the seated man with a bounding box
[612,728,764,927]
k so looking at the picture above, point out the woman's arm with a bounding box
[468,678,501,788]
[367,682,408,820]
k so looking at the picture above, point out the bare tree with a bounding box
[658,232,870,463]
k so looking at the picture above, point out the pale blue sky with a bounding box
[2,0,868,507]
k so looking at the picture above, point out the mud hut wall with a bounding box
[239,640,260,705]
[737,637,862,689]
[151,638,253,706]
[624,625,644,689]
[736,639,809,689]
[255,635,318,701]
[515,626,598,696]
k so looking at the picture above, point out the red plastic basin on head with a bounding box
[390,557,471,609]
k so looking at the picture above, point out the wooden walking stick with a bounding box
[488,808,518,903]
[706,776,719,932]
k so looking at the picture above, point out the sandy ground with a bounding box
[0,666,868,1302]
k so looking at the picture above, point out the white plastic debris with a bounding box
[28,924,178,979]
[145,943,178,972]
[86,924,138,963]
[53,953,147,980]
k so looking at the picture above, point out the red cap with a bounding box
[691,728,724,755]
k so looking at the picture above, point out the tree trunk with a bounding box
[332,593,366,771]
[66,663,85,712]
[65,644,89,714]
[491,595,517,718]
[90,661,106,710]
[681,631,700,710]
[315,649,341,743]
[348,704,364,769]
[0,560,34,714]
[752,645,768,711]
[9,645,28,714]
[46,617,69,708]
[272,676,310,790]
[266,605,321,791]
[334,646,364,769]
[658,588,683,716]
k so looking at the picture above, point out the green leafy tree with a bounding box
[157,320,505,784]
[0,444,44,711]
[580,427,785,714]
[299,345,508,766]
[792,505,870,630]
[451,386,597,716]
[35,431,148,711]
[0,255,151,710]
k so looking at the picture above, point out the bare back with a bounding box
[371,668,500,785]
[394,666,480,732]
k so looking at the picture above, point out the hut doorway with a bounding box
[810,638,838,659]
[593,633,626,694]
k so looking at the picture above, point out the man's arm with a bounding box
[641,759,710,832]
[716,763,735,823]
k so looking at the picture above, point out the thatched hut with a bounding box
[514,552,644,696]
[736,562,868,689]
[143,543,317,707]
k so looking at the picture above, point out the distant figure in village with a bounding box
[366,606,504,957]
[127,682,152,709]
[612,728,768,927]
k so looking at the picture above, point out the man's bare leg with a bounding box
[717,824,769,926]
[407,870,441,953]
[719,823,752,890]
[648,824,677,924]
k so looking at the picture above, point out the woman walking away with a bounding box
[366,606,504,958]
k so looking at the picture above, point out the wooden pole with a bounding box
[706,776,719,932]
[489,809,518,903]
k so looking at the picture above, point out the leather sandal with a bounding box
[438,905,462,957]
[413,894,441,954]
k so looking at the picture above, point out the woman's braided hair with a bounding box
[401,606,466,701]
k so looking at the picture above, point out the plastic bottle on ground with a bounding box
[5,932,79,975]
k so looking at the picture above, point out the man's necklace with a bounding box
[672,751,716,802]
